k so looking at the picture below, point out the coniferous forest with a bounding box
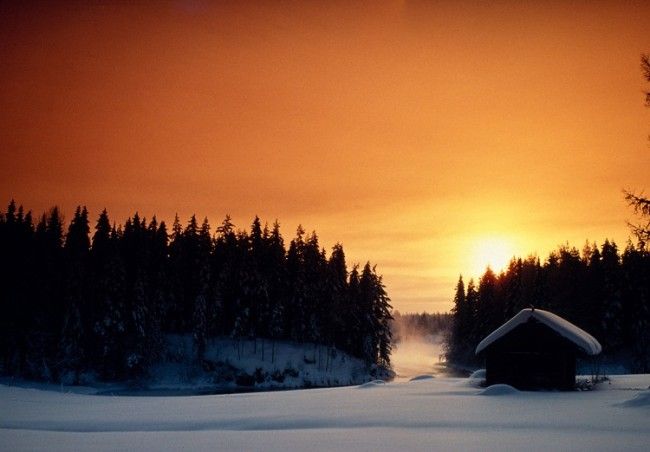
[446,240,650,373]
[0,201,393,383]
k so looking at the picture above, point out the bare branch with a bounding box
[642,54,650,81]
[643,54,650,107]
[624,190,650,216]
[624,189,650,248]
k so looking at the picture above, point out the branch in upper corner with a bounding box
[624,190,650,248]
[642,54,650,106]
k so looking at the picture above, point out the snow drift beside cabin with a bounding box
[475,308,602,356]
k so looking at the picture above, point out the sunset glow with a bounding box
[1,1,649,313]
[469,236,517,278]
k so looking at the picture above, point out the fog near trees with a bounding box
[389,312,451,380]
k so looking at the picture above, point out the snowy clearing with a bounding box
[1,374,649,451]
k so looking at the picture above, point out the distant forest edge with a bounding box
[447,239,650,373]
[0,201,392,383]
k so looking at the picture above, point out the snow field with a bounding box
[1,375,649,451]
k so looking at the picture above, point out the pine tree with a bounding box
[59,206,90,382]
[245,216,270,347]
[474,267,499,345]
[464,279,479,351]
[621,242,650,371]
[167,214,185,333]
[501,258,523,319]
[600,240,623,352]
[372,267,393,369]
[0,201,35,375]
[302,231,326,345]
[327,244,348,351]
[359,263,377,366]
[286,225,307,341]
[345,264,362,357]
[214,215,239,335]
[448,275,472,364]
[266,221,287,359]
[357,263,393,369]
[29,207,65,379]
[143,217,166,357]
[192,217,213,361]
[90,217,128,380]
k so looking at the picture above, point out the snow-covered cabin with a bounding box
[475,308,601,390]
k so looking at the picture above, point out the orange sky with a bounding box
[1,1,649,312]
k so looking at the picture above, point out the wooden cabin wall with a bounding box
[483,321,578,390]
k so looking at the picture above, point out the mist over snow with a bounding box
[391,335,446,382]
[390,312,452,381]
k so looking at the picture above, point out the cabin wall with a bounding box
[483,321,577,390]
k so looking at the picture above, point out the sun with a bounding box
[469,236,517,277]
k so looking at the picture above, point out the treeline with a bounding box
[391,311,451,343]
[447,240,650,372]
[0,201,392,382]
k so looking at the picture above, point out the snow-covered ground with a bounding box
[2,373,649,451]
[140,336,373,393]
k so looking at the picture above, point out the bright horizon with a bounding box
[2,1,649,313]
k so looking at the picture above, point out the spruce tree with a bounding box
[448,275,469,364]
[327,244,348,351]
[214,215,238,335]
[346,264,362,357]
[600,240,623,352]
[474,267,499,345]
[464,279,479,352]
[29,207,65,379]
[286,225,307,341]
[192,217,213,361]
[167,214,185,333]
[59,206,90,381]
[0,201,35,375]
[91,218,128,380]
[88,209,120,377]
[359,263,377,366]
[371,266,393,369]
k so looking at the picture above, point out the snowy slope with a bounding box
[137,336,374,393]
[1,374,649,451]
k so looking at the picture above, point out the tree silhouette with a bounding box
[0,202,394,382]
[623,55,650,247]
[446,240,649,371]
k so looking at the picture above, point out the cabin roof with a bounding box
[475,308,602,356]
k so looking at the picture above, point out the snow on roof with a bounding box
[475,308,602,356]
